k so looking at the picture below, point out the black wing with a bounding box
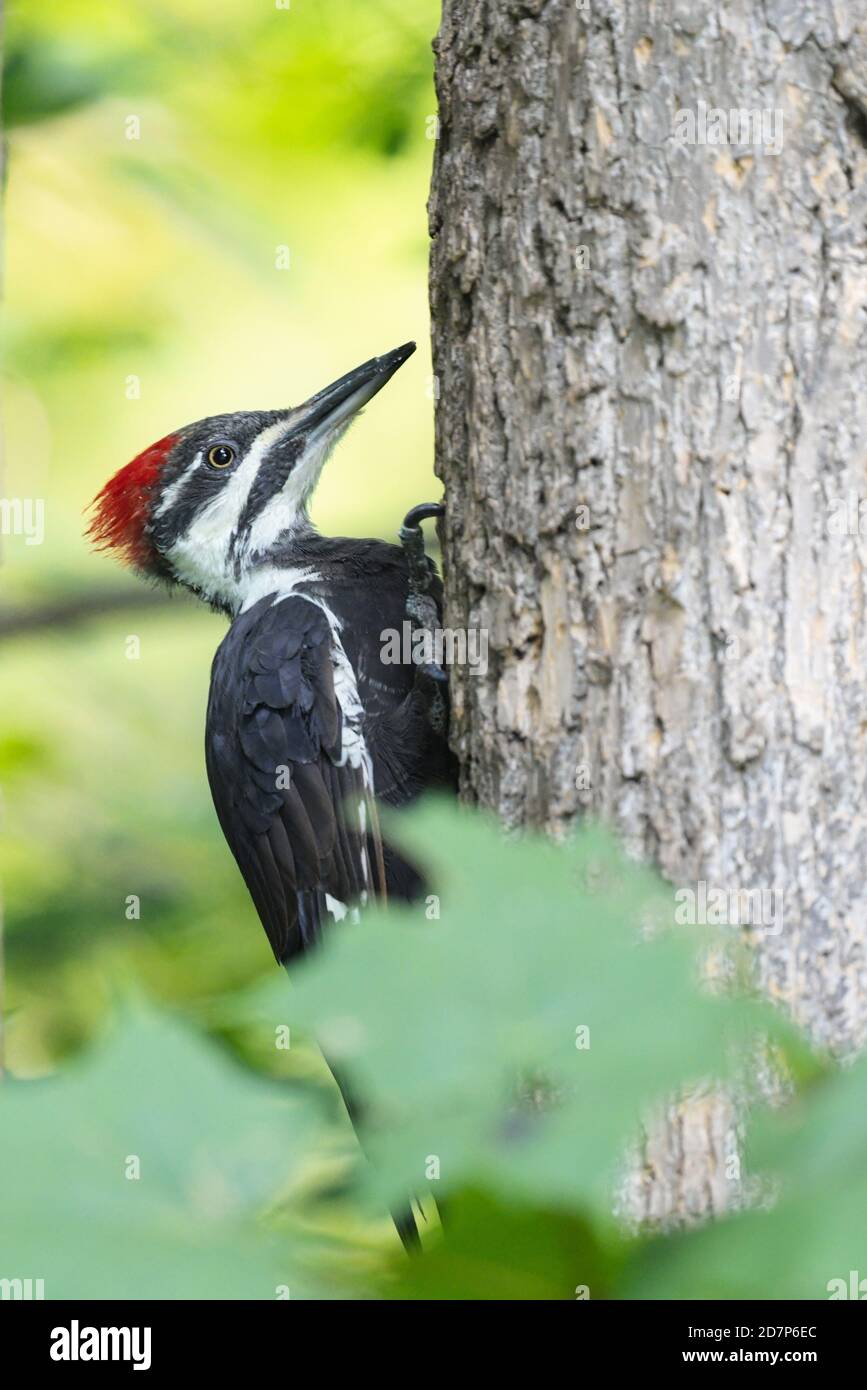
[205,593,386,962]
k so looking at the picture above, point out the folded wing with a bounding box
[206,593,385,961]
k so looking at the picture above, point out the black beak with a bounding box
[291,342,416,437]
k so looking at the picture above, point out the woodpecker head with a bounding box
[88,342,416,611]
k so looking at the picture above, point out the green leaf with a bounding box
[273,802,780,1222]
[0,1004,325,1299]
[382,1189,624,1301]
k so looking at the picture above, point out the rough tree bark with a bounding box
[429,0,867,1224]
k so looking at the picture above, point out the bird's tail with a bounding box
[391,1202,421,1253]
[323,1052,420,1254]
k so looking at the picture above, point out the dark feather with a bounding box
[206,593,384,961]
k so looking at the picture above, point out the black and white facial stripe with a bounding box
[148,410,285,574]
[145,344,416,612]
[229,431,307,573]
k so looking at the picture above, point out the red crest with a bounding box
[87,432,179,569]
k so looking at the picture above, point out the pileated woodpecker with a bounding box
[88,342,455,1244]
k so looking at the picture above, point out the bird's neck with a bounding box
[171,518,321,617]
[232,558,321,614]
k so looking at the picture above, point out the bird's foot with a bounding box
[399,502,448,734]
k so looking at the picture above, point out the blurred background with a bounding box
[1,0,440,1073]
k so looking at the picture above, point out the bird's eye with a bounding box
[207,444,236,469]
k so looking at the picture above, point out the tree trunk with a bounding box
[429,0,867,1224]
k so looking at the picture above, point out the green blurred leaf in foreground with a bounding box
[0,1004,325,1299]
[6,799,867,1301]
[381,1187,622,1301]
[275,803,781,1224]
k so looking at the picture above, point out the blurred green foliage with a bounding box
[0,1005,331,1298]
[3,40,109,127]
[3,804,865,1300]
[284,808,781,1224]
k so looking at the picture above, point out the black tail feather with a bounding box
[391,1203,421,1253]
[323,1051,421,1254]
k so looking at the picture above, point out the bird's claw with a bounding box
[399,502,448,733]
[401,501,445,532]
